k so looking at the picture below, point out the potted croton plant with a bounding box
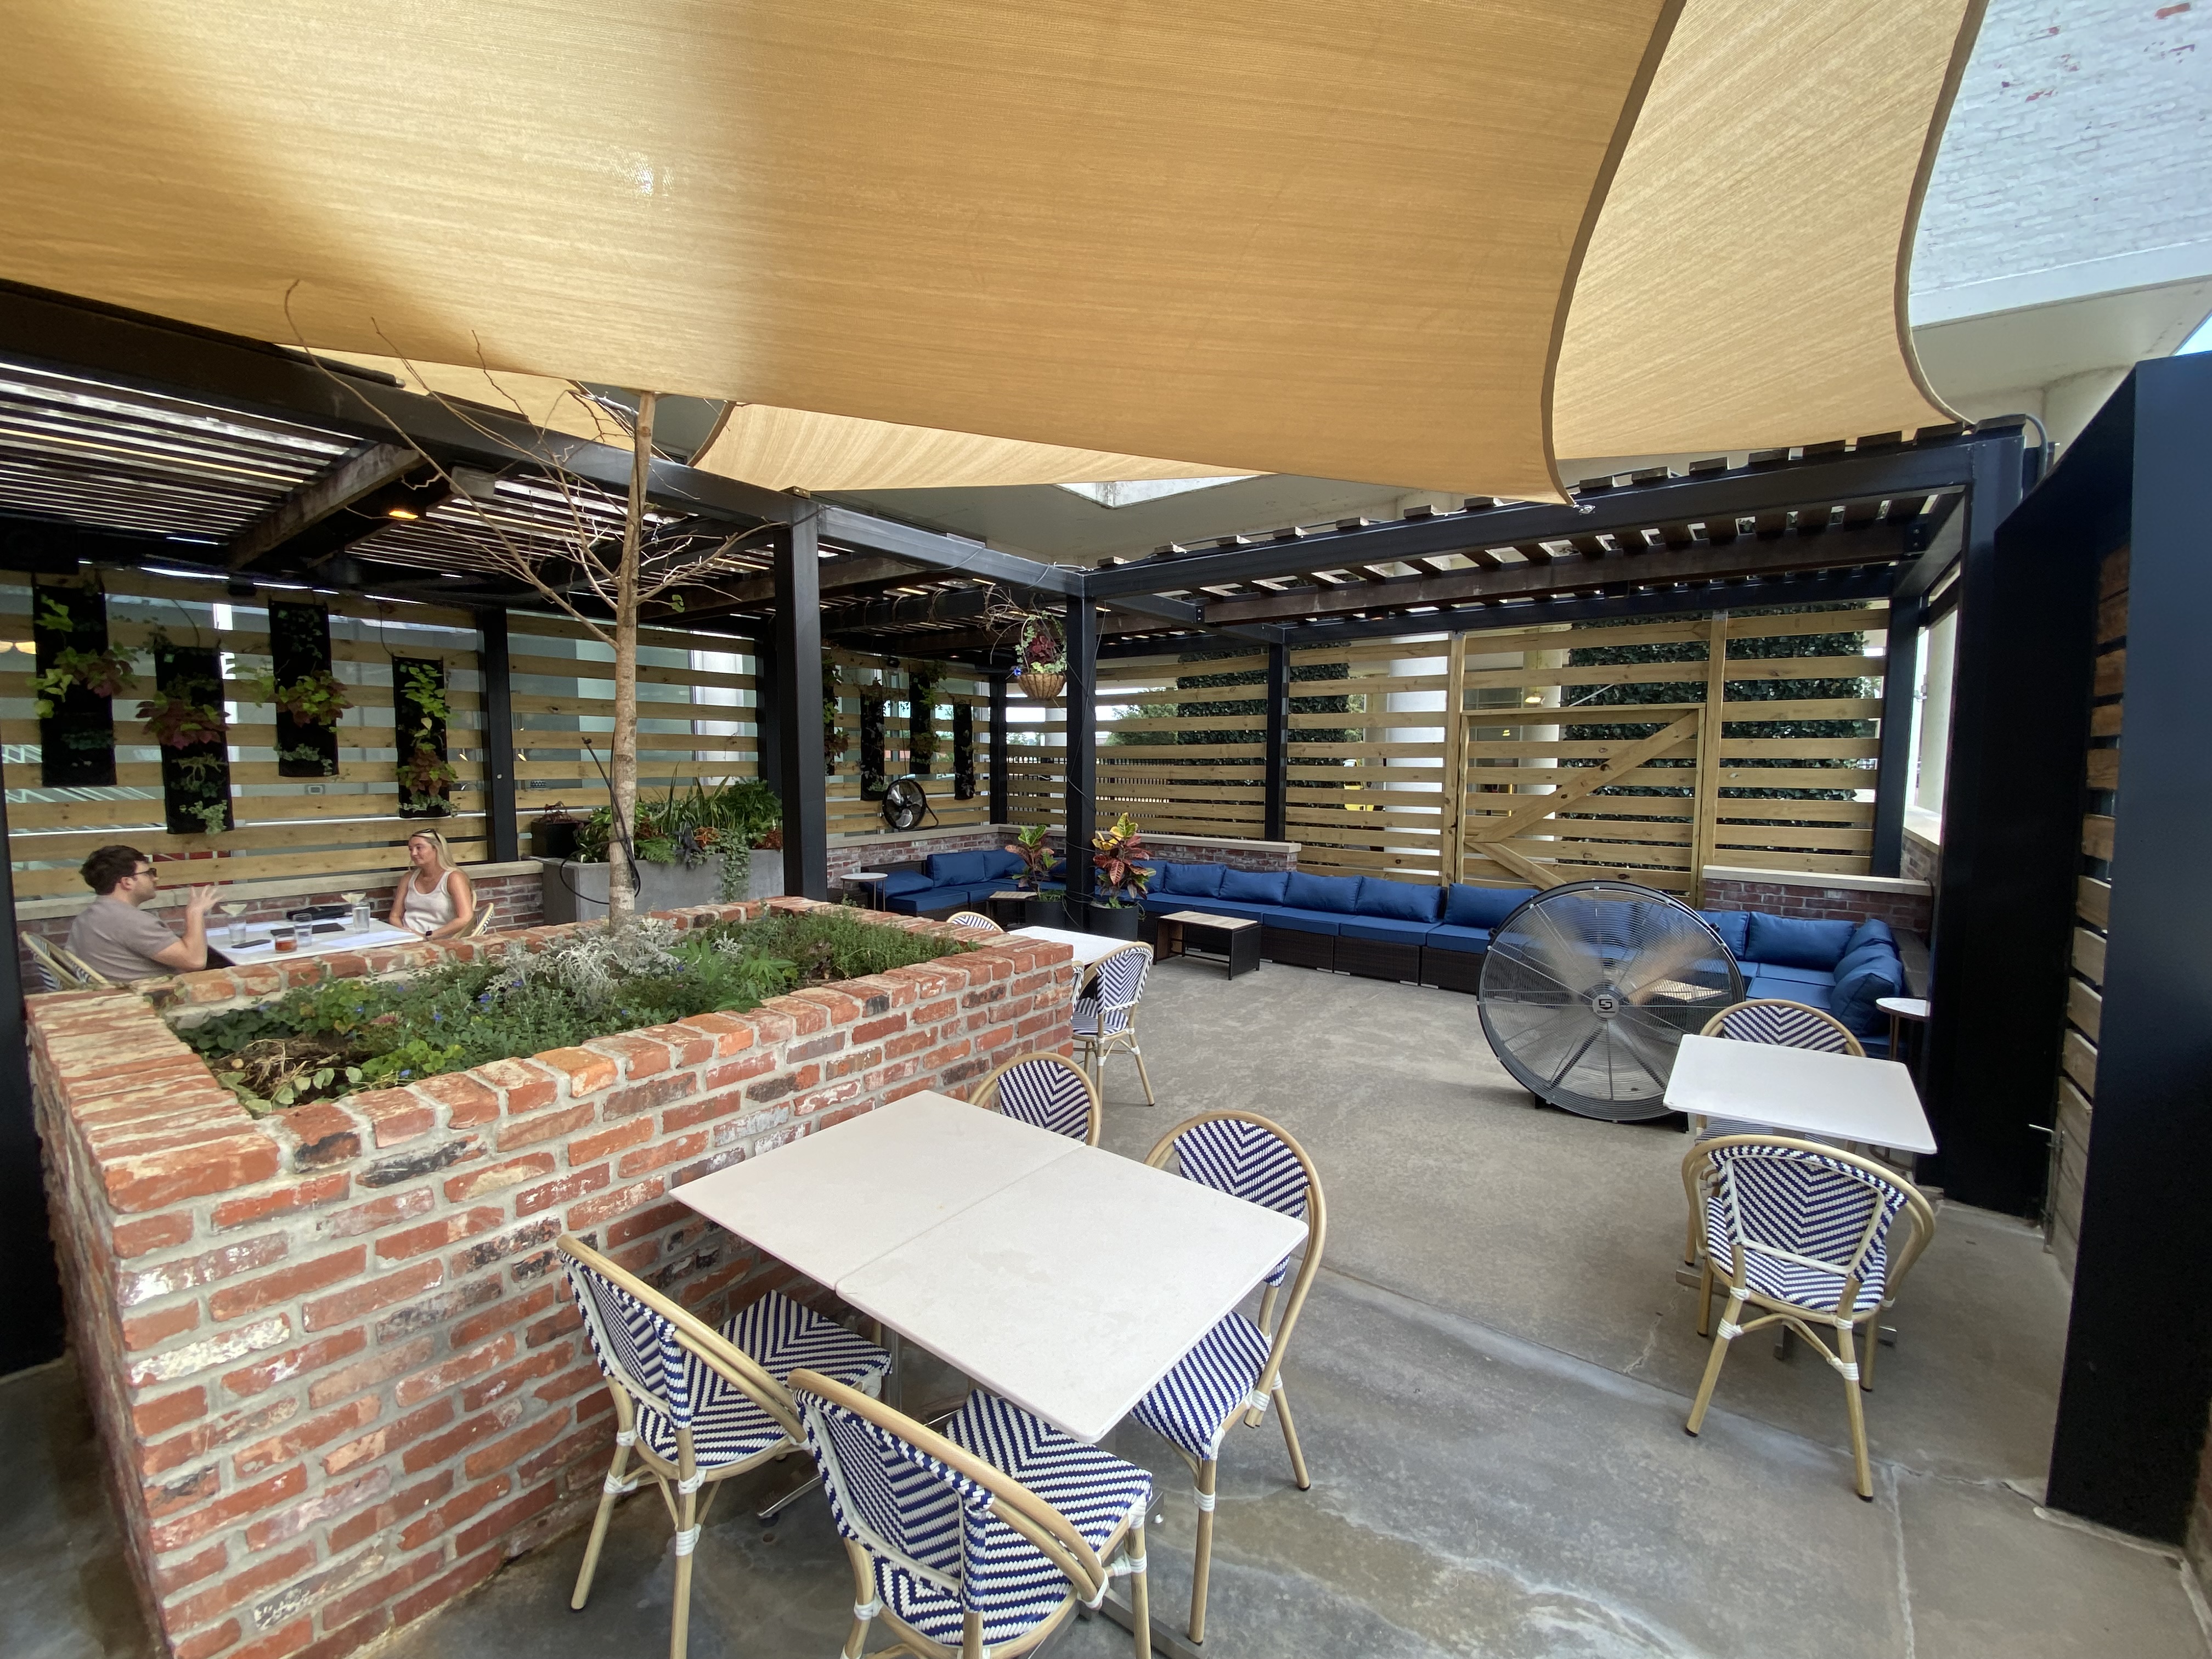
[1085,812,1152,939]
[1005,823,1065,927]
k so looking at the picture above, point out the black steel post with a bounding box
[1063,597,1098,909]
[2047,354,2212,1541]
[988,673,1009,826]
[773,511,827,900]
[754,635,782,795]
[1264,642,1289,843]
[1869,594,1922,878]
[0,780,66,1374]
[474,609,520,863]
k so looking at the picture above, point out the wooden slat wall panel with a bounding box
[819,648,995,837]
[1286,641,1453,882]
[1098,650,1274,842]
[2050,544,2128,1280]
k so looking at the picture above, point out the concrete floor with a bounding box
[14,958,2211,1658]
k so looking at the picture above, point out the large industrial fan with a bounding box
[1477,881,1744,1121]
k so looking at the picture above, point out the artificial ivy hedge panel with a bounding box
[953,701,975,799]
[391,655,453,818]
[859,686,888,801]
[270,600,338,778]
[35,583,117,787]
[153,643,233,836]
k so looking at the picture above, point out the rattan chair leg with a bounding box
[1838,1322,1874,1500]
[1858,1314,1881,1392]
[1685,1291,1745,1436]
[669,1482,699,1659]
[1696,1257,1716,1339]
[841,1539,877,1659]
[1272,1380,1311,1491]
[1127,1516,1152,1659]
[1130,1042,1156,1106]
[1189,1459,1218,1645]
[571,1432,633,1609]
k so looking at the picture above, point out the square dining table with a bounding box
[1008,924,1132,969]
[1664,1034,1937,1154]
[220,921,423,963]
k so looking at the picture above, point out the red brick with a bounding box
[532,1359,604,1406]
[295,1610,392,1659]
[603,1073,697,1119]
[209,1246,367,1322]
[565,1177,664,1232]
[323,1396,454,1476]
[454,1477,558,1556]
[534,1047,617,1095]
[513,1163,608,1217]
[462,1346,565,1413]
[478,1057,558,1115]
[173,1619,241,1659]
[243,1467,391,1550]
[136,1386,208,1437]
[279,1102,362,1170]
[393,1333,516,1406]
[703,1053,776,1091]
[375,1206,504,1262]
[123,1302,200,1351]
[418,1071,499,1127]
[494,1099,597,1152]
[211,1174,350,1231]
[328,1469,452,1552]
[302,1259,442,1331]
[517,1419,617,1486]
[451,1281,557,1348]
[156,1538,228,1595]
[391,1544,503,1627]
[615,1131,706,1178]
[441,1152,555,1203]
[149,1464,308,1551]
[318,1187,434,1238]
[462,1408,565,1480]
[229,1616,314,1659]
[113,1211,195,1258]
[585,1033,672,1078]
[235,1396,381,1477]
[223,1328,368,1398]
[306,1335,435,1409]
[162,1542,315,1633]
[352,1090,434,1147]
[401,1398,524,1475]
[398,1473,510,1551]
[566,1117,653,1166]
[606,1200,687,1248]
[106,1133,282,1212]
[317,1547,447,1632]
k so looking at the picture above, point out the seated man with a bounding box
[63,845,221,980]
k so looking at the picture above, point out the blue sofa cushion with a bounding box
[983,849,1028,882]
[1340,916,1436,946]
[1444,884,1534,929]
[1356,878,1441,924]
[1697,910,1751,957]
[1159,861,1226,897]
[1220,867,1291,904]
[1259,906,1345,936]
[1741,961,1832,988]
[1284,872,1363,914]
[882,868,935,898]
[1846,917,1898,955]
[1424,924,1492,955]
[1832,941,1898,984]
[888,886,968,915]
[1745,913,1855,972]
[1831,966,1903,1035]
[927,850,991,885]
[1748,975,1833,1011]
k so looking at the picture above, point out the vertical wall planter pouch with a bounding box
[907,669,941,778]
[953,701,975,799]
[392,655,453,817]
[33,583,121,787]
[147,642,233,836]
[270,600,342,778]
[859,687,888,800]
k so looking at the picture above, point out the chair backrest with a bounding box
[1689,1136,1935,1313]
[945,910,1003,934]
[972,1052,1100,1145]
[1701,997,1864,1057]
[789,1369,1116,1632]
[50,940,110,986]
[23,935,71,991]
[1147,1111,1326,1387]
[462,900,495,939]
[557,1234,794,1442]
[1075,943,1151,1037]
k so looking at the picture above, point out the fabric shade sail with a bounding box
[0,0,1975,499]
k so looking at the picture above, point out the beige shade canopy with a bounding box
[0,1,1972,499]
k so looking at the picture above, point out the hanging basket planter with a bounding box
[1016,670,1065,702]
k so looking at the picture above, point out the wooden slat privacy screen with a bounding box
[823,648,994,837]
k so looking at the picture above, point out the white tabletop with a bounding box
[674,1093,1081,1287]
[1876,997,1931,1020]
[222,922,421,961]
[1010,925,1131,966]
[842,1145,1306,1443]
[843,871,890,882]
[1665,1034,1937,1154]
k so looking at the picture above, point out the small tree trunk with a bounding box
[608,391,655,926]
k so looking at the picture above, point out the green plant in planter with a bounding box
[251,665,353,727]
[137,678,227,751]
[399,746,457,814]
[907,668,942,774]
[185,799,233,837]
[33,644,138,717]
[1090,812,1152,907]
[822,659,844,770]
[280,742,338,775]
[1005,823,1055,890]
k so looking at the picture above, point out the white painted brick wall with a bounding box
[1915,0,2212,296]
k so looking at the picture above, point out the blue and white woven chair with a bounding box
[972,1052,1101,1146]
[790,1369,1154,1659]
[1682,998,1868,1263]
[557,1236,890,1659]
[1072,943,1155,1106]
[1683,1136,1936,1499]
[1129,1111,1324,1644]
[945,910,1004,934]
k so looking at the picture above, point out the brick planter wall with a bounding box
[827,827,1299,887]
[27,899,1076,1659]
[1700,870,1933,935]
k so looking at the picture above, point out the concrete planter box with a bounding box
[538,850,783,925]
[25,898,1079,1659]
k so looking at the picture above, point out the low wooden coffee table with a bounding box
[1156,909,1261,980]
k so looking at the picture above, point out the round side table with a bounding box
[1877,996,1929,1069]
[841,871,890,910]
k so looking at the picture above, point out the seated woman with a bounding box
[387,830,477,941]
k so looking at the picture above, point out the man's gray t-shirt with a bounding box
[66,900,182,980]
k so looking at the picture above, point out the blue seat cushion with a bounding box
[1832,941,1899,984]
[1219,867,1291,904]
[881,868,934,898]
[1444,884,1534,929]
[1846,917,1898,955]
[1339,916,1436,946]
[928,849,992,885]
[888,887,969,915]
[1745,913,1855,972]
[1158,861,1227,897]
[1355,877,1441,924]
[1747,975,1833,1011]
[1140,891,1184,914]
[1742,961,1832,988]
[983,849,1028,882]
[1423,924,1492,954]
[1697,910,1751,957]
[1832,958,1905,1034]
[1283,872,1363,913]
[1257,906,1344,937]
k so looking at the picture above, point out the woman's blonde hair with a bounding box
[405,830,473,895]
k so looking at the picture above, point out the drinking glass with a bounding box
[340,892,369,932]
[270,924,298,954]
[219,900,249,948]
